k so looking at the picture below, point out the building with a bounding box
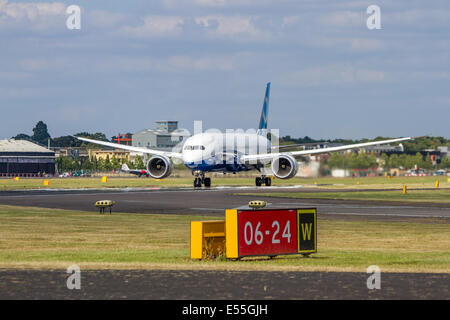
[88,149,130,161]
[132,121,190,152]
[437,146,449,157]
[0,139,55,176]
[362,144,404,154]
[52,147,89,159]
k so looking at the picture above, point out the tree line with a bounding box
[56,155,145,173]
[327,152,450,171]
[282,135,449,153]
[13,121,112,149]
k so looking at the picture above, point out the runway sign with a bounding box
[226,208,317,259]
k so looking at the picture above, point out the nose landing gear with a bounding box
[193,171,211,188]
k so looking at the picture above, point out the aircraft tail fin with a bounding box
[258,82,270,134]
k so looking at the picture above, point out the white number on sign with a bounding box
[244,221,253,245]
[282,221,291,243]
[255,222,263,245]
[272,221,280,244]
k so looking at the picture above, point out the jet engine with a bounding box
[146,155,173,179]
[271,155,298,179]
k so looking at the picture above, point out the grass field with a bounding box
[241,189,450,204]
[1,175,449,190]
[0,205,448,273]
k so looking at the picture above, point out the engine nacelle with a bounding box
[271,155,298,179]
[146,155,173,179]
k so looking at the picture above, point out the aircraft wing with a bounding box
[240,137,412,163]
[272,142,328,150]
[75,136,184,160]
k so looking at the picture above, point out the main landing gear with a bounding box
[193,171,211,188]
[255,175,271,187]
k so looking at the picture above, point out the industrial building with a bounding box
[132,121,190,152]
[0,139,55,176]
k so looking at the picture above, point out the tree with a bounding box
[32,121,51,145]
[104,155,112,171]
[327,153,345,169]
[13,133,31,141]
[439,155,450,169]
[52,135,82,147]
[75,132,108,149]
[134,155,145,169]
[110,156,120,170]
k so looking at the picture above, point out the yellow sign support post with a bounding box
[402,185,407,195]
[190,220,226,259]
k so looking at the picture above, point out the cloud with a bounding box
[94,54,244,73]
[166,56,234,71]
[120,15,185,37]
[386,9,450,27]
[88,10,128,29]
[320,10,364,28]
[283,64,386,86]
[162,0,286,8]
[281,16,300,28]
[310,37,384,52]
[0,0,66,31]
[195,15,264,39]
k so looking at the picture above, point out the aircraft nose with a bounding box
[183,152,204,163]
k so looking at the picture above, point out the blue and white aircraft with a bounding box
[76,83,412,188]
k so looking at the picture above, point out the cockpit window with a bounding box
[184,145,205,150]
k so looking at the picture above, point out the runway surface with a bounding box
[1,187,448,300]
[0,186,449,219]
[0,269,448,299]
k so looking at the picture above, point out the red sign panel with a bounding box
[238,209,298,256]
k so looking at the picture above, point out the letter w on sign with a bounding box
[301,223,312,241]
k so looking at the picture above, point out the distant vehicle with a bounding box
[433,170,446,176]
[73,170,91,177]
[405,169,429,177]
[120,163,149,177]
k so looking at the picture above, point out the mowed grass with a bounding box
[0,205,448,273]
[241,189,450,204]
[0,175,449,190]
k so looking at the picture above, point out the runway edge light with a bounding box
[95,200,115,214]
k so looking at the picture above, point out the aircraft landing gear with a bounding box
[193,171,211,188]
[255,176,272,187]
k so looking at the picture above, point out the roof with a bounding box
[0,139,54,153]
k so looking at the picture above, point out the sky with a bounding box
[0,0,449,140]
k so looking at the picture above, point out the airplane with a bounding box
[76,82,413,188]
[120,163,149,177]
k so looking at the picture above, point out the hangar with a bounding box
[0,139,55,176]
